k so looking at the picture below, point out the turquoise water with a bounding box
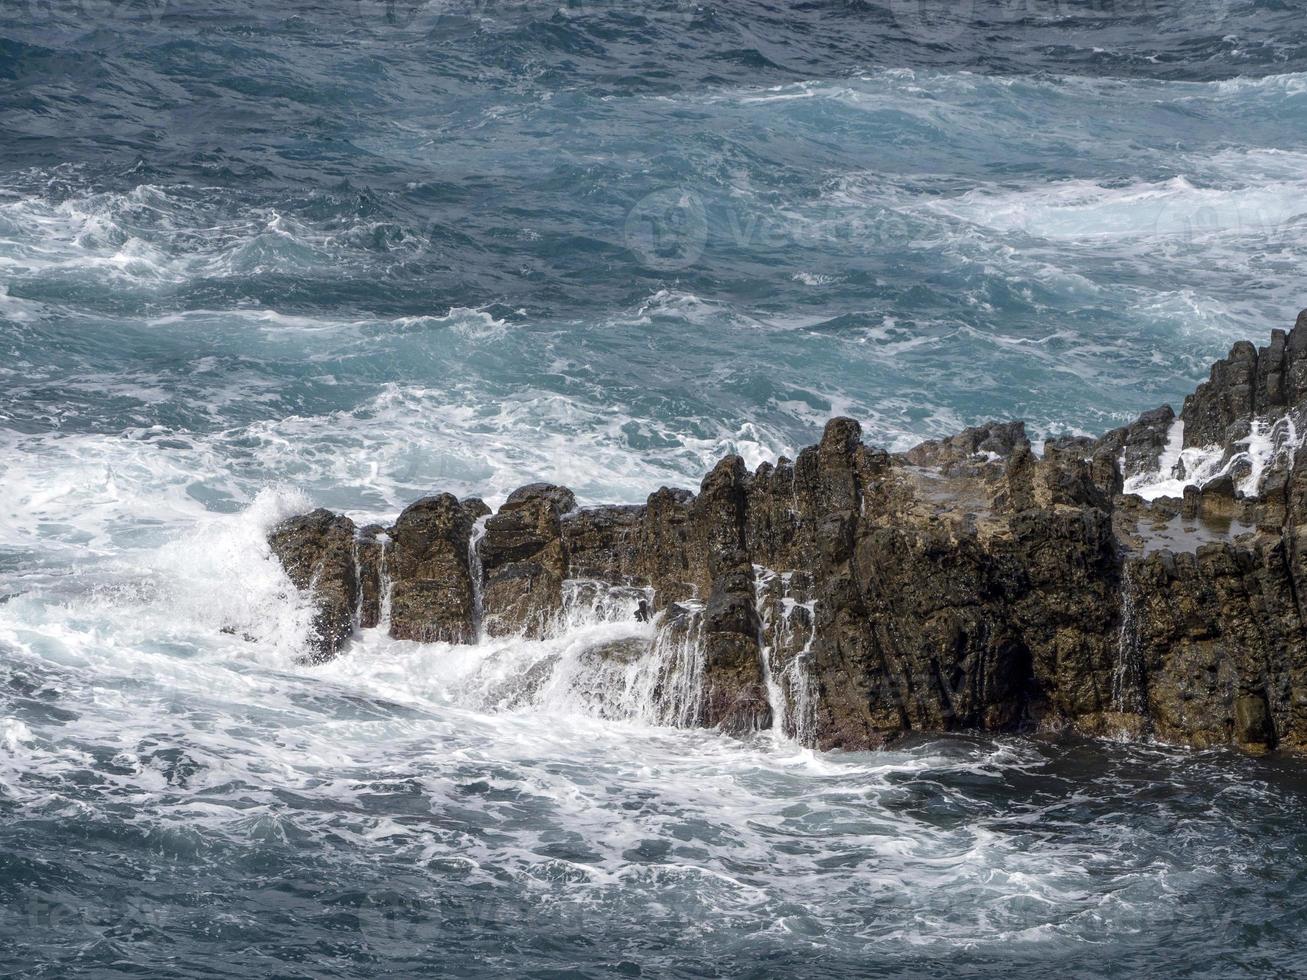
[3,2,1307,976]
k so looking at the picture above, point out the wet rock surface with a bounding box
[480,483,573,639]
[388,494,489,644]
[1181,314,1307,450]
[267,313,1307,755]
[268,508,359,663]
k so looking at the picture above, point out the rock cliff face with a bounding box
[268,314,1307,754]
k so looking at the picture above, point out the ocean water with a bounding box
[3,1,1307,975]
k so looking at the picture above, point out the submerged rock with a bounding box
[265,311,1307,756]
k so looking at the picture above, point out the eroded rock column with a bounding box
[268,508,359,663]
[480,483,575,638]
[389,494,490,644]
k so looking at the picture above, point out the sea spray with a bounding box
[1124,410,1306,501]
[468,515,488,640]
[1233,412,1301,496]
[754,565,788,745]
[1113,563,1146,717]
[378,533,394,633]
[148,486,318,663]
[374,576,708,727]
[752,565,820,745]
[780,589,820,747]
[555,580,650,635]
[640,601,706,727]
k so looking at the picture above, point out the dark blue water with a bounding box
[3,1,1307,976]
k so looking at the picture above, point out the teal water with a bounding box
[3,2,1307,976]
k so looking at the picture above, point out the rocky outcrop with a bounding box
[1094,404,1174,485]
[266,312,1307,755]
[388,494,489,644]
[268,509,359,663]
[480,484,573,638]
[692,457,769,733]
[1181,313,1307,449]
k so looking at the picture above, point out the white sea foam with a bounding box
[1,718,33,752]
[715,67,1307,111]
[0,533,1251,958]
[1124,413,1306,501]
[0,182,389,287]
[2,30,1302,970]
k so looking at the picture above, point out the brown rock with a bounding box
[389,494,487,644]
[561,504,643,583]
[268,508,359,663]
[481,484,575,638]
[355,524,388,630]
[262,310,1307,756]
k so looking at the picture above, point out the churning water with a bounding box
[3,1,1307,975]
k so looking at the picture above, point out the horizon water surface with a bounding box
[3,1,1307,976]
